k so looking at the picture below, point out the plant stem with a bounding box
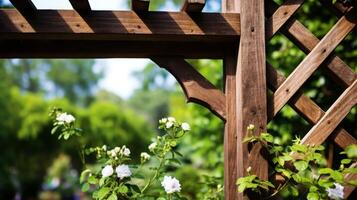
[264,179,290,200]
[141,157,165,194]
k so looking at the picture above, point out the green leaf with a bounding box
[80,169,91,184]
[260,133,273,143]
[318,168,334,175]
[294,160,308,171]
[291,144,307,153]
[341,159,352,164]
[307,192,319,200]
[81,183,90,192]
[98,187,111,200]
[348,179,357,186]
[51,126,59,134]
[343,167,357,174]
[107,193,118,200]
[118,185,128,193]
[88,175,98,184]
[345,144,357,158]
[330,171,344,182]
[238,182,247,193]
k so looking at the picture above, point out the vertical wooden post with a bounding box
[238,0,268,184]
[223,0,268,199]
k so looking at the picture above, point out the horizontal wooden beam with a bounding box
[0,9,240,42]
[0,39,236,58]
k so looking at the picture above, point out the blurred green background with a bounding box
[0,0,356,199]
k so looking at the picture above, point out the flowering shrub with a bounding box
[237,125,357,200]
[50,108,191,200]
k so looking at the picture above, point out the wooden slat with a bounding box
[181,0,206,12]
[132,0,150,12]
[238,0,268,193]
[69,0,91,13]
[344,162,357,198]
[301,79,357,146]
[0,39,234,59]
[152,57,226,120]
[9,0,36,17]
[0,9,240,41]
[272,10,356,115]
[267,63,357,149]
[267,1,356,88]
[265,0,304,39]
[222,1,239,199]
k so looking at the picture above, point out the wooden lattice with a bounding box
[0,0,356,199]
[265,0,357,198]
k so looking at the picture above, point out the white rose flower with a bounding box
[166,121,174,129]
[114,147,120,153]
[122,147,131,157]
[116,164,132,179]
[140,152,151,163]
[148,142,157,152]
[102,145,107,151]
[167,117,176,122]
[56,113,75,124]
[247,124,255,131]
[101,165,114,178]
[181,122,190,131]
[159,118,168,124]
[161,176,181,194]
[326,183,344,200]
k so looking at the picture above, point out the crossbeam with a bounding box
[0,9,240,42]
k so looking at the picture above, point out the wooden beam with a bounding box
[9,0,36,18]
[0,39,235,58]
[152,57,226,120]
[0,9,240,42]
[132,0,150,12]
[301,79,357,146]
[181,0,206,12]
[272,9,355,116]
[69,0,91,13]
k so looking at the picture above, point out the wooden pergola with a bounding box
[1,0,356,199]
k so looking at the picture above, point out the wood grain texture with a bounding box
[222,1,240,198]
[132,0,150,12]
[0,9,240,41]
[152,57,226,120]
[223,52,239,200]
[69,0,91,12]
[181,0,206,12]
[267,0,357,88]
[272,10,355,115]
[238,0,268,194]
[267,63,356,149]
[301,79,357,146]
[265,0,304,39]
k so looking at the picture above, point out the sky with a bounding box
[3,0,220,98]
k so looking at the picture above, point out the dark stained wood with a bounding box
[272,10,356,116]
[266,63,356,149]
[0,39,235,59]
[238,0,268,198]
[132,0,150,12]
[181,0,206,12]
[9,0,36,18]
[0,9,240,42]
[69,0,91,13]
[223,51,239,200]
[222,1,240,199]
[152,57,226,120]
[301,80,357,146]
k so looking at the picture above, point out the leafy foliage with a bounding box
[237,126,357,199]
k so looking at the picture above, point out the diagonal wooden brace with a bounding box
[152,57,226,121]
